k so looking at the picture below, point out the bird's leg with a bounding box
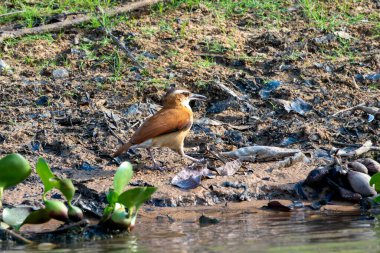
[147,148,164,171]
[179,146,205,163]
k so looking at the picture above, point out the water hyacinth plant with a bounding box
[370,172,380,203]
[100,162,157,231]
[2,157,83,229]
[21,158,84,225]
[0,154,31,208]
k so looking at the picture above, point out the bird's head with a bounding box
[162,88,207,109]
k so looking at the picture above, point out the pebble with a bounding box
[52,68,69,79]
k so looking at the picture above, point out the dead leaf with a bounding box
[271,97,312,115]
[215,159,242,176]
[171,164,211,189]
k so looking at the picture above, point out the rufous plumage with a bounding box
[113,88,206,169]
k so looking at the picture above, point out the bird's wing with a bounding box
[130,108,192,144]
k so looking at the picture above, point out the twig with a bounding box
[0,10,25,17]
[0,227,34,244]
[213,81,242,100]
[332,141,380,152]
[95,8,145,69]
[102,112,125,144]
[0,0,163,42]
[337,140,374,157]
[332,141,361,147]
[352,76,360,89]
[208,149,228,164]
[332,103,366,117]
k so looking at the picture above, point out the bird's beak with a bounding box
[190,93,207,101]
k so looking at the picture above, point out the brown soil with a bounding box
[0,2,379,211]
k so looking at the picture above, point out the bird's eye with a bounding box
[183,92,190,96]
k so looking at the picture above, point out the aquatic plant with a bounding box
[0,154,31,208]
[100,162,157,231]
[2,157,83,229]
[370,172,380,203]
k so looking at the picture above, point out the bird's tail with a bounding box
[113,142,132,157]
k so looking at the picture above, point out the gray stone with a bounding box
[52,68,69,79]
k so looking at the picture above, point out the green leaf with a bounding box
[118,187,157,210]
[21,209,51,226]
[2,207,32,229]
[106,189,119,205]
[56,178,75,203]
[373,195,380,204]
[36,158,56,194]
[113,162,133,194]
[370,172,380,192]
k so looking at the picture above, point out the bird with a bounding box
[113,88,207,170]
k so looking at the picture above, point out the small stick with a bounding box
[337,140,375,157]
[95,7,145,70]
[0,10,25,17]
[102,112,125,144]
[0,227,34,244]
[332,103,366,117]
[0,0,163,42]
[352,76,360,89]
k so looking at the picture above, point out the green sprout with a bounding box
[100,162,157,231]
[0,154,31,208]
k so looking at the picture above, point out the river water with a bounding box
[3,208,380,253]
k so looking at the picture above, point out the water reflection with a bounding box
[3,211,380,253]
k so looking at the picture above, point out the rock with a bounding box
[0,59,13,74]
[52,68,69,79]
[358,158,380,176]
[348,161,368,174]
[347,171,376,197]
[313,34,336,45]
[333,31,353,40]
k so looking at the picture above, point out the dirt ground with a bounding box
[0,1,379,211]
